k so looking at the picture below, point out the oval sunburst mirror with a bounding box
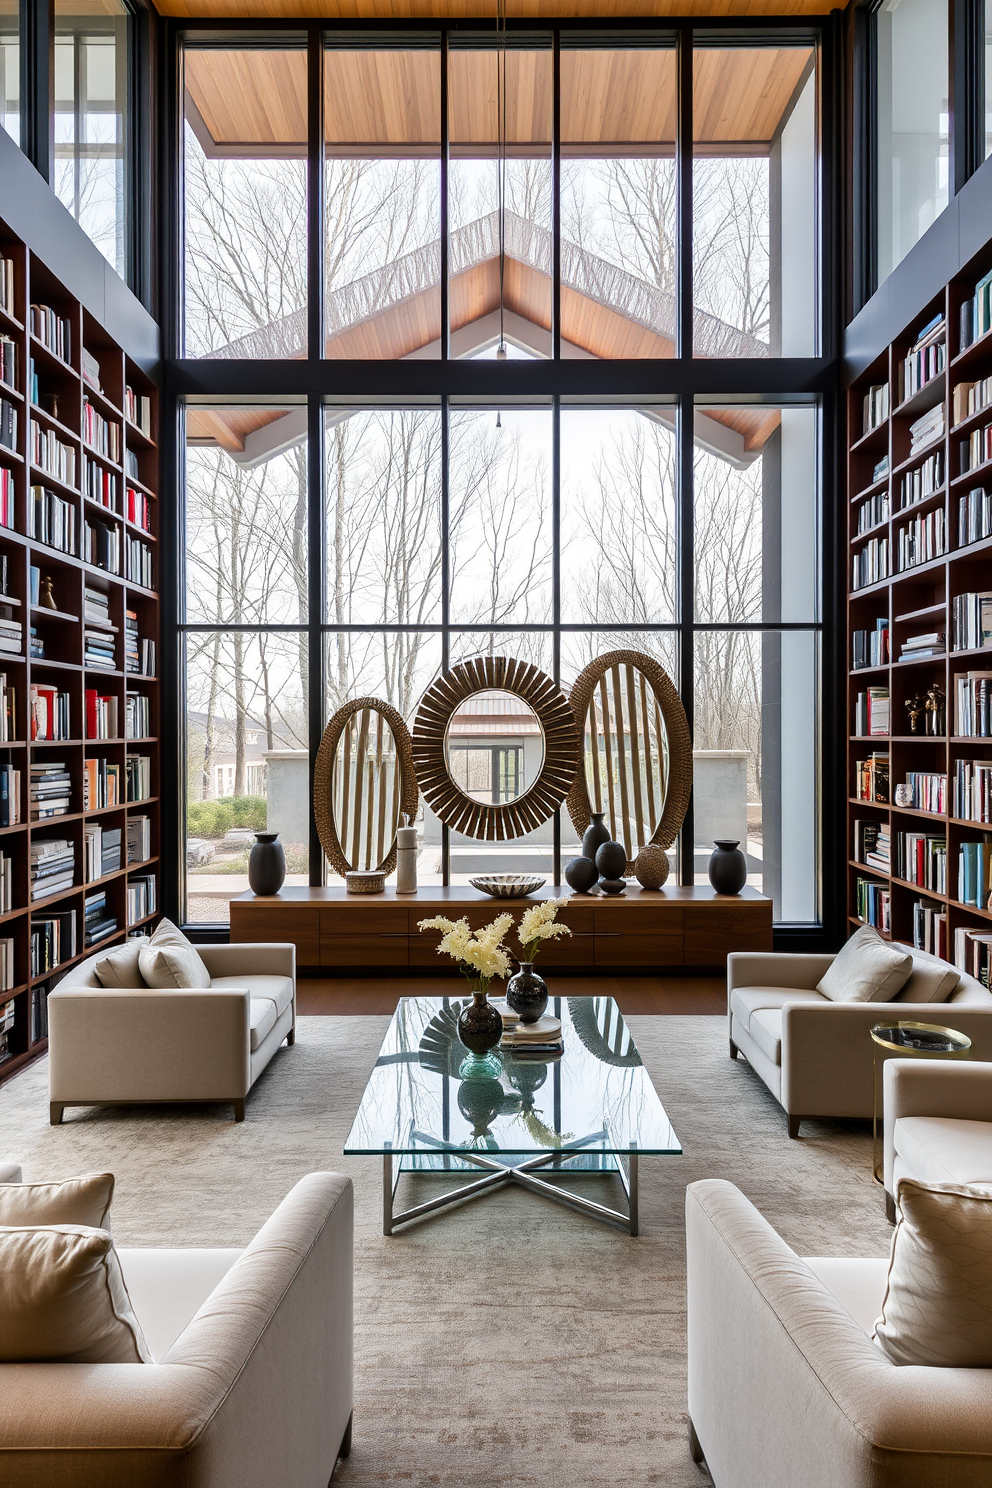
[314,697,419,877]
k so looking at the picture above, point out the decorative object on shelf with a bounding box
[905,694,924,735]
[506,897,571,1023]
[566,650,692,873]
[894,783,913,807]
[418,911,512,1075]
[313,696,418,879]
[411,655,578,840]
[924,683,945,736]
[564,855,598,893]
[39,576,57,611]
[345,870,386,894]
[581,810,611,860]
[598,877,626,896]
[469,873,545,899]
[595,839,627,882]
[395,814,418,895]
[708,839,748,895]
[247,832,286,896]
[634,843,670,890]
[505,963,549,1024]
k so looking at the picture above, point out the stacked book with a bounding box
[954,671,992,736]
[903,770,947,814]
[0,395,16,450]
[855,752,889,803]
[84,890,116,947]
[84,459,118,510]
[85,688,119,740]
[856,489,889,534]
[30,762,71,820]
[83,623,116,671]
[124,448,139,481]
[83,516,121,574]
[31,422,77,486]
[84,587,111,626]
[83,824,122,883]
[28,626,43,660]
[899,449,944,507]
[915,901,948,960]
[125,612,154,675]
[0,763,22,826]
[852,618,889,669]
[0,938,14,992]
[896,831,947,892]
[125,486,151,531]
[498,1011,564,1057]
[126,755,151,802]
[954,759,992,823]
[81,347,102,393]
[954,925,992,985]
[852,535,888,590]
[960,269,992,350]
[0,335,15,387]
[124,385,152,437]
[30,911,76,977]
[899,314,945,401]
[30,839,74,901]
[127,875,156,926]
[126,693,151,738]
[899,629,945,662]
[126,534,153,588]
[863,383,888,433]
[0,852,12,914]
[0,257,13,315]
[126,814,151,863]
[853,687,889,736]
[29,684,70,741]
[855,877,890,931]
[951,591,992,651]
[0,998,14,1065]
[896,507,946,570]
[958,487,992,546]
[0,609,21,656]
[29,485,77,552]
[909,404,945,456]
[854,818,887,866]
[957,420,992,474]
[84,757,120,810]
[953,375,992,425]
[958,841,992,907]
[82,397,121,462]
[30,304,72,362]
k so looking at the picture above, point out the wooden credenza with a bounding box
[229,885,772,972]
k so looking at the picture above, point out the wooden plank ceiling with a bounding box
[161,2,841,17]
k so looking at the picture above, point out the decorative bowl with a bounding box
[469,874,546,899]
[345,870,386,894]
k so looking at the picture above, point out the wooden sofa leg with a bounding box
[286,1026,296,1046]
[787,1114,801,1139]
[50,1102,64,1126]
[339,1411,353,1459]
[688,1417,704,1464]
[233,1099,246,1122]
[729,1039,738,1060]
[885,1190,896,1225]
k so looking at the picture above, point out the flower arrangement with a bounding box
[517,897,572,963]
[418,913,514,994]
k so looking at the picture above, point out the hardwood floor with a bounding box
[296,974,726,1016]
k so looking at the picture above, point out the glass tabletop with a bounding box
[343,995,681,1165]
[870,1020,972,1055]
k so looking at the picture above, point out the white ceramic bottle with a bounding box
[396,815,418,894]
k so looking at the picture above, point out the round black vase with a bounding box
[505,962,549,1024]
[581,812,612,860]
[595,839,627,880]
[708,839,747,895]
[457,990,503,1053]
[248,832,286,895]
[564,855,598,893]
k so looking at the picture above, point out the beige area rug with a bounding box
[0,1014,892,1487]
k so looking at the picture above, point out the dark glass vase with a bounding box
[708,839,747,895]
[582,811,612,860]
[457,990,503,1054]
[505,962,549,1024]
[248,832,286,895]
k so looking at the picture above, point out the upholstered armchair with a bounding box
[882,1057,992,1220]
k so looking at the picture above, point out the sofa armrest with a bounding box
[883,1058,992,1192]
[48,987,252,1103]
[686,1179,992,1488]
[727,951,835,998]
[198,941,296,983]
[0,1173,353,1488]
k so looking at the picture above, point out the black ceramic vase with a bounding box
[582,811,612,860]
[564,855,598,893]
[457,990,503,1054]
[248,832,286,895]
[596,839,627,880]
[708,839,747,895]
[505,962,549,1024]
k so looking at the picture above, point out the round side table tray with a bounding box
[870,1020,972,1184]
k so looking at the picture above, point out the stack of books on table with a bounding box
[84,889,116,947]
[498,1011,564,1057]
[30,761,71,819]
[899,630,945,661]
[30,839,74,901]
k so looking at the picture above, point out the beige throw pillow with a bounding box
[0,1225,153,1363]
[138,918,210,990]
[893,946,961,1005]
[0,1173,114,1232]
[94,936,150,989]
[874,1179,992,1367]
[815,926,913,1003]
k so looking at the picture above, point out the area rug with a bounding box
[0,1014,892,1487]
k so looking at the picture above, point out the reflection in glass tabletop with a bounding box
[344,995,681,1236]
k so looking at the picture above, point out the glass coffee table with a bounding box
[344,994,681,1236]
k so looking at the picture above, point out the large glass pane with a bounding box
[185,631,309,924]
[54,2,128,277]
[693,43,816,358]
[559,404,677,624]
[693,404,818,624]
[694,629,818,922]
[0,1,18,145]
[987,2,992,161]
[183,44,307,358]
[449,39,551,358]
[185,405,308,626]
[324,46,441,359]
[876,0,948,283]
[323,405,442,624]
[560,44,676,358]
[448,404,552,625]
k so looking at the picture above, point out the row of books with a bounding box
[0,336,15,389]
[85,689,118,740]
[82,398,121,463]
[0,396,16,451]
[899,315,945,402]
[952,376,992,426]
[853,687,889,736]
[126,535,153,589]
[909,403,944,456]
[853,618,889,669]
[914,900,947,959]
[125,613,154,676]
[957,840,992,907]
[855,751,889,803]
[125,486,152,532]
[31,986,48,1043]
[31,422,76,487]
[0,467,14,528]
[124,449,139,481]
[84,516,120,574]
[951,591,992,652]
[30,685,71,742]
[856,877,890,931]
[30,304,72,363]
[863,383,888,434]
[124,386,152,438]
[957,422,992,474]
[30,762,70,820]
[83,823,121,883]
[896,507,945,571]
[84,459,118,510]
[902,771,947,814]
[30,484,77,554]
[126,693,151,739]
[0,997,14,1063]
[852,536,888,590]
[856,488,888,535]
[959,269,992,351]
[954,671,992,736]
[84,758,120,810]
[127,874,156,926]
[0,259,13,316]
[954,759,992,823]
[854,818,890,869]
[127,755,152,802]
[0,853,11,915]
[958,487,992,547]
[31,838,74,902]
[898,449,944,509]
[84,889,116,947]
[31,911,75,977]
[895,831,947,893]
[127,815,152,863]
[0,765,22,826]
[0,938,14,993]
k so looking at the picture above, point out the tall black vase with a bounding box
[708,839,747,895]
[248,832,286,895]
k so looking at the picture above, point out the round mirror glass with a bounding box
[330,705,404,871]
[443,689,546,807]
[581,665,670,855]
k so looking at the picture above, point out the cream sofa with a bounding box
[48,942,296,1124]
[883,1057,992,1220]
[0,1171,353,1487]
[686,1178,992,1487]
[727,946,992,1136]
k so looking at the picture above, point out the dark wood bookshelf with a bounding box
[847,246,992,966]
[0,214,160,1088]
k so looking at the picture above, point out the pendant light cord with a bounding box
[496,0,507,358]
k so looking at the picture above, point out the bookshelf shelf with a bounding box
[0,219,160,1088]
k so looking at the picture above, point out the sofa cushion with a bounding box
[93,936,150,989]
[894,1116,992,1187]
[210,973,294,1019]
[748,1008,783,1066]
[118,1246,242,1361]
[893,945,961,1004]
[0,1225,153,1363]
[0,1173,113,1232]
[816,926,912,1003]
[139,919,211,990]
[250,997,278,1051]
[874,1178,992,1367]
[729,986,827,1037]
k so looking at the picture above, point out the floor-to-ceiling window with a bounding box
[0,1,18,145]
[173,25,827,932]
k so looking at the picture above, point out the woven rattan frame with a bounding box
[314,697,419,877]
[566,650,692,869]
[412,656,579,841]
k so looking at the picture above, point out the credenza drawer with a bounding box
[592,905,684,934]
[320,934,408,967]
[321,906,409,936]
[594,932,684,966]
[231,906,320,963]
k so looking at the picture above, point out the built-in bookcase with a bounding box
[0,213,159,1087]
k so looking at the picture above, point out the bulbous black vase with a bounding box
[596,839,627,880]
[708,839,747,895]
[248,832,286,895]
[457,990,503,1053]
[564,855,598,893]
[505,962,549,1024]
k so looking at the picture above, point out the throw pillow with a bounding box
[874,1179,992,1367]
[0,1225,153,1363]
[138,918,210,990]
[815,925,912,1003]
[893,945,961,1004]
[93,936,150,989]
[0,1173,114,1232]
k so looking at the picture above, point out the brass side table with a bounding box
[870,1021,972,1184]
